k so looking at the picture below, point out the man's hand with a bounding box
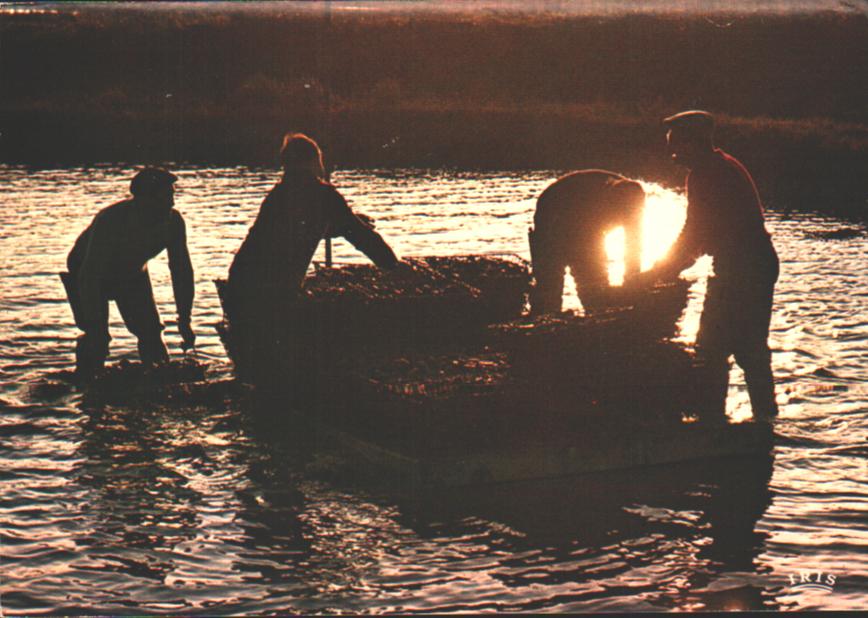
[387,258,413,272]
[179,319,196,351]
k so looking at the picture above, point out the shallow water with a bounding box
[0,165,866,613]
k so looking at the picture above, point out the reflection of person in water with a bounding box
[75,404,201,562]
[404,453,775,611]
[226,133,399,323]
[529,170,645,314]
[62,168,195,376]
[698,455,774,572]
[640,111,780,422]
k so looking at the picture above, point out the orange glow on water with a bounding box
[566,184,688,312]
[604,226,626,286]
[603,183,688,285]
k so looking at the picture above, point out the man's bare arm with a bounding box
[342,216,399,269]
[659,226,700,278]
[646,189,708,282]
[328,192,398,269]
[167,211,195,347]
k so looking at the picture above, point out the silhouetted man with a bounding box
[529,170,645,313]
[62,168,195,375]
[226,132,398,321]
[641,111,779,422]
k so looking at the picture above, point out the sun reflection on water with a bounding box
[568,182,690,311]
[604,181,689,285]
[0,165,866,613]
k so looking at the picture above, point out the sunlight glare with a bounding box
[603,182,688,285]
[562,266,582,312]
[640,183,688,271]
[604,226,626,286]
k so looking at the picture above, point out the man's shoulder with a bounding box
[539,170,615,205]
[97,197,134,215]
[552,169,620,189]
[710,148,749,174]
[714,148,739,163]
[689,149,761,209]
[91,198,134,226]
[164,207,185,233]
[271,177,340,201]
[312,177,341,196]
[712,149,759,189]
[316,180,349,209]
[692,150,738,179]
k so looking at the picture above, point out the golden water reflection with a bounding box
[604,181,690,284]
[568,181,693,311]
[1,166,866,613]
[599,182,769,423]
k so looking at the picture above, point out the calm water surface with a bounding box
[0,165,866,613]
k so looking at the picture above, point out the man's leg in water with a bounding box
[529,228,567,314]
[61,272,110,375]
[736,343,778,420]
[75,325,110,376]
[114,270,169,365]
[569,241,611,314]
[694,277,732,421]
[734,279,779,420]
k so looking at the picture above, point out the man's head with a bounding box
[280,133,326,180]
[663,110,715,169]
[130,167,177,209]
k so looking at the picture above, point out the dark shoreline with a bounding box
[2,6,865,219]
[3,105,865,221]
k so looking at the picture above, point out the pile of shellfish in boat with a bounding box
[216,255,696,424]
[299,255,531,345]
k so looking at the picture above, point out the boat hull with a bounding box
[215,257,771,486]
[325,420,773,489]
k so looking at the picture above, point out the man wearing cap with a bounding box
[641,110,780,422]
[61,167,196,375]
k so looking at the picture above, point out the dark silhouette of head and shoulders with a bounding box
[227,133,398,319]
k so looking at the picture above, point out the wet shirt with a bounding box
[533,169,644,273]
[228,174,397,294]
[67,199,193,329]
[669,149,777,281]
[535,170,643,239]
[68,200,181,277]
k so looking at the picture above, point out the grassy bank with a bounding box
[4,100,865,216]
[1,6,865,216]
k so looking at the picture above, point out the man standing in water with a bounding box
[62,168,195,375]
[220,133,399,387]
[529,170,646,314]
[641,111,779,422]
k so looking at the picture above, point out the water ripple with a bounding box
[0,165,865,613]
